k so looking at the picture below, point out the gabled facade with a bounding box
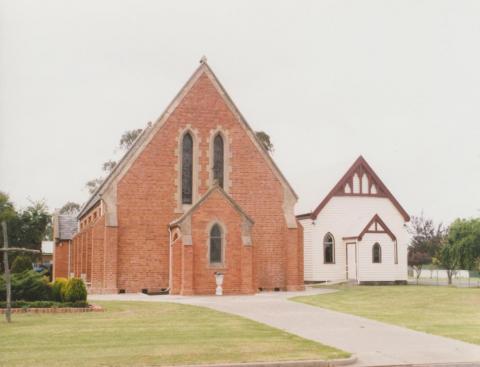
[68,59,304,294]
[298,156,409,284]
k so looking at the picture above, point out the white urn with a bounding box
[215,272,224,296]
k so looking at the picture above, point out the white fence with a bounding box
[417,269,470,279]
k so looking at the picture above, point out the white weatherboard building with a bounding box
[298,156,410,284]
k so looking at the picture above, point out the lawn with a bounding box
[292,285,480,345]
[0,301,349,367]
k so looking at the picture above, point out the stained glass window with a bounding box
[213,134,224,188]
[210,224,222,264]
[182,133,193,204]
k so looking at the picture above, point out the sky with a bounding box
[1,0,479,224]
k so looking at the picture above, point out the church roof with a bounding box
[169,185,254,228]
[54,214,78,240]
[78,58,297,219]
[300,156,409,222]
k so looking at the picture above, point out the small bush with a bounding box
[51,278,68,302]
[63,278,87,302]
[0,270,52,301]
[11,255,33,273]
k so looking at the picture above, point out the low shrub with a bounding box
[11,255,33,273]
[63,278,87,302]
[0,300,89,308]
[0,270,51,301]
[51,278,68,302]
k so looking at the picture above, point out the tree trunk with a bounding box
[447,270,453,285]
[2,221,11,323]
[414,266,422,284]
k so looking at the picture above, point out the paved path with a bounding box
[90,288,480,366]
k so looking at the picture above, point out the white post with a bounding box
[215,272,224,296]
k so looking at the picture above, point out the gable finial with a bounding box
[200,55,207,64]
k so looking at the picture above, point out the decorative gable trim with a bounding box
[310,156,410,222]
[357,214,396,241]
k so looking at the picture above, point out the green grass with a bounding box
[0,301,349,367]
[292,285,480,345]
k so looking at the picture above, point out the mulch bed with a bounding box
[0,304,103,314]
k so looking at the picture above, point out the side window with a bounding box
[209,224,223,264]
[372,243,382,263]
[323,233,335,264]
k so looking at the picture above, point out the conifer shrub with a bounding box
[51,278,68,302]
[0,270,52,301]
[63,278,87,302]
[11,255,33,273]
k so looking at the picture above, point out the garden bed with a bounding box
[0,300,102,313]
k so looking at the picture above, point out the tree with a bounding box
[102,160,117,173]
[0,192,16,274]
[10,255,32,273]
[119,128,143,151]
[0,194,42,322]
[0,192,15,223]
[255,131,274,153]
[448,218,480,271]
[85,128,143,194]
[407,214,446,280]
[85,178,104,194]
[433,241,459,285]
[7,200,51,253]
[59,202,81,215]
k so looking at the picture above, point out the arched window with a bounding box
[182,133,193,204]
[323,233,335,264]
[209,224,223,264]
[213,134,224,188]
[372,243,382,263]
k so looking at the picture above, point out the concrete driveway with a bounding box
[90,288,480,366]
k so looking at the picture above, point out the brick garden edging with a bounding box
[0,304,103,314]
[166,356,357,367]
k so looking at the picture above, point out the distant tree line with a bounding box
[0,192,51,272]
[408,213,480,284]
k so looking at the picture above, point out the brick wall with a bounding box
[53,240,70,279]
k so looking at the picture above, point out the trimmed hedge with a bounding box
[63,278,87,302]
[51,278,68,302]
[0,273,89,308]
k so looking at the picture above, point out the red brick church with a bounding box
[58,59,304,295]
